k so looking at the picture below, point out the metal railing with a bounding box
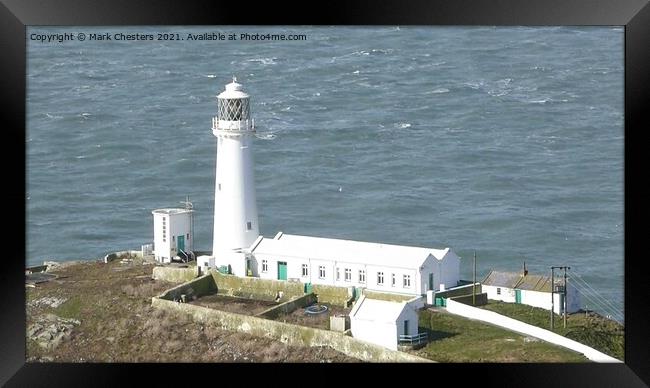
[212,117,255,132]
[398,332,428,346]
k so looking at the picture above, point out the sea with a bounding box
[26,26,624,321]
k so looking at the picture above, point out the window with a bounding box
[172,236,175,242]
[186,233,190,240]
[262,260,268,273]
[162,217,167,242]
[218,183,221,191]
[218,98,250,121]
[246,221,252,230]
[403,275,411,288]
[391,273,396,287]
[344,268,351,282]
[359,270,366,283]
[377,272,384,285]
[497,287,501,295]
[301,264,309,277]
[336,267,340,281]
[319,266,326,279]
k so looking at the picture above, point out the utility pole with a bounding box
[550,266,555,330]
[551,265,570,330]
[563,266,571,328]
[473,251,477,306]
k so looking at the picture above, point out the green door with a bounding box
[515,289,522,304]
[404,320,409,335]
[428,273,434,291]
[177,235,185,251]
[278,262,287,280]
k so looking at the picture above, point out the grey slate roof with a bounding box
[482,270,559,293]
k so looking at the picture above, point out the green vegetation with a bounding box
[480,301,624,361]
[415,308,588,362]
[54,296,82,319]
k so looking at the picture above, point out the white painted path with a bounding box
[444,299,622,363]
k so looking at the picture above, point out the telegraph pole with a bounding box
[473,251,477,306]
[563,266,571,328]
[551,265,570,330]
[550,266,555,330]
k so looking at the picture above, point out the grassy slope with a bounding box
[26,260,359,362]
[415,308,588,362]
[480,301,624,361]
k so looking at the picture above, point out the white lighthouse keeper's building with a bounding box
[152,208,194,263]
[203,77,260,276]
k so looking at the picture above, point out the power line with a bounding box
[568,276,623,320]
[569,272,623,318]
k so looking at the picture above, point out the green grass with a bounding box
[54,296,83,320]
[479,301,624,361]
[416,309,588,362]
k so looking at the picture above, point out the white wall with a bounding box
[251,253,419,296]
[485,286,580,315]
[351,319,398,351]
[153,211,192,263]
[213,134,260,257]
[396,306,419,337]
[445,299,620,363]
[484,285,517,303]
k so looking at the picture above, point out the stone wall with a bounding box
[435,283,482,299]
[362,290,414,302]
[256,293,318,319]
[151,297,431,363]
[450,293,488,306]
[311,284,351,306]
[153,266,199,283]
[211,271,304,302]
[157,274,217,301]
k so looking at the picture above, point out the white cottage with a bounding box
[244,231,460,297]
[482,270,581,314]
[349,295,419,350]
[152,208,194,264]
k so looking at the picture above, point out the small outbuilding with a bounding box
[152,208,194,264]
[349,295,419,351]
[482,270,581,314]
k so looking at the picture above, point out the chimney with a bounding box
[523,261,528,277]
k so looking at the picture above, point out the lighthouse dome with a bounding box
[218,77,250,100]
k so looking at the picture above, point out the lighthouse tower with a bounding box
[210,77,260,275]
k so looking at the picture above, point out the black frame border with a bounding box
[2,0,648,386]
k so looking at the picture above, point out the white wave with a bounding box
[204,74,217,78]
[352,70,360,74]
[45,113,63,119]
[255,133,277,140]
[247,57,277,65]
[429,88,449,94]
[75,155,87,159]
[528,99,549,104]
[397,123,411,129]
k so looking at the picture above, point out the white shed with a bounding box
[152,208,194,264]
[248,232,460,297]
[482,270,581,315]
[349,295,419,351]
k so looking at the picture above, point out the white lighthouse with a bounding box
[208,77,260,276]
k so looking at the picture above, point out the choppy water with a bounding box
[27,26,624,320]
